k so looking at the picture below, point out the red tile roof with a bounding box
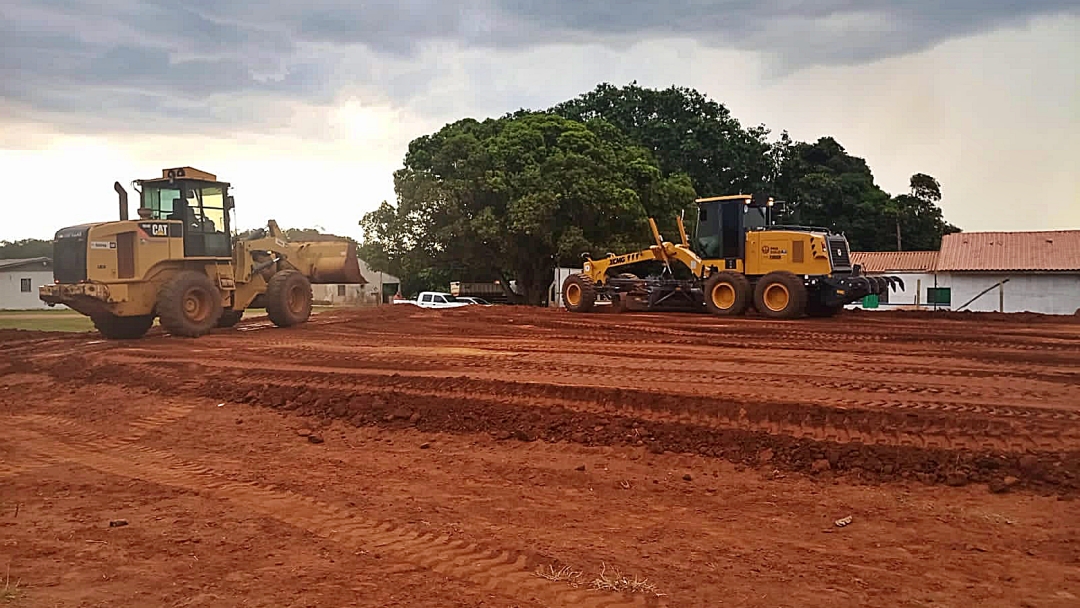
[936,230,1080,272]
[850,251,938,273]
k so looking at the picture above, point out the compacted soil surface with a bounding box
[1,306,1078,607]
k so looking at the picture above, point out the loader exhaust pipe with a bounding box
[114,181,128,221]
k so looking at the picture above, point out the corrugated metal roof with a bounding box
[936,230,1080,271]
[0,257,51,271]
[850,251,938,273]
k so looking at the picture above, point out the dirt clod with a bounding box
[109,519,129,527]
[812,459,831,474]
[307,434,324,444]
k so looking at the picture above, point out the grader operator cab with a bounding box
[561,193,902,319]
[40,166,365,339]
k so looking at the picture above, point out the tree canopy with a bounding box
[358,111,695,303]
[0,239,52,259]
[357,82,960,302]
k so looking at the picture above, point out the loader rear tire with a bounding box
[157,271,223,337]
[217,309,244,328]
[753,271,807,319]
[91,313,154,340]
[562,273,596,313]
[267,270,312,327]
[704,271,751,316]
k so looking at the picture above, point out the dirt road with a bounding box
[2,306,1078,607]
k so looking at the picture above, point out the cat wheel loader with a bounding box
[561,193,903,319]
[39,166,365,339]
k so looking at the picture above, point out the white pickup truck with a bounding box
[393,291,471,309]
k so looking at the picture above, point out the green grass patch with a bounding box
[0,310,94,332]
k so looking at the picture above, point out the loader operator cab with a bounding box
[692,194,773,261]
[135,168,234,258]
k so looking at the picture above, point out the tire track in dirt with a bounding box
[12,416,663,608]
[47,359,1079,491]
[91,353,1080,451]
[0,401,197,479]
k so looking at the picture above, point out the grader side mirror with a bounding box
[225,195,235,210]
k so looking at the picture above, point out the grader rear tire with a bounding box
[704,271,751,316]
[91,313,154,340]
[266,270,312,327]
[562,273,596,313]
[156,271,223,337]
[753,271,807,319]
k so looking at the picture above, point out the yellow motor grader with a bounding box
[561,193,902,319]
[40,166,365,338]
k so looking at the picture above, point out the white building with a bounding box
[0,257,54,310]
[849,251,938,308]
[933,231,1080,314]
[311,259,400,306]
[851,230,1080,315]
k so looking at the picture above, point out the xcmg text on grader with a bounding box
[561,193,903,319]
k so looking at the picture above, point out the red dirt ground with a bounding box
[1,306,1078,607]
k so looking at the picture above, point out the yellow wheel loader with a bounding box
[39,167,365,339]
[561,194,902,319]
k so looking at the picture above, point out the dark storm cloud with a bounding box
[2,0,1076,133]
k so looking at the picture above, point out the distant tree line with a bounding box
[0,239,52,259]
[359,82,959,303]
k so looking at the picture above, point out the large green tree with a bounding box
[769,137,957,251]
[553,82,774,197]
[359,112,695,304]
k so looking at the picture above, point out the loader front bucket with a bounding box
[292,240,367,285]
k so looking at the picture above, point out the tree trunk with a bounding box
[895,218,902,251]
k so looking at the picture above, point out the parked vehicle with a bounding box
[458,296,492,306]
[393,291,471,309]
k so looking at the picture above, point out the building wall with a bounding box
[312,280,402,306]
[0,269,54,310]
[933,273,1080,314]
[844,272,936,309]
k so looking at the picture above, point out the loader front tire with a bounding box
[157,271,223,337]
[217,309,244,328]
[267,270,312,327]
[704,271,751,316]
[562,273,596,313]
[753,271,807,319]
[91,313,154,340]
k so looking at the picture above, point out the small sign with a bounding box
[90,241,113,249]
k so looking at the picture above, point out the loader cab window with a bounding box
[143,187,181,219]
[160,182,231,258]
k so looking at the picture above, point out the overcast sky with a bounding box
[2,1,1077,243]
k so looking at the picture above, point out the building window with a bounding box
[337,285,346,297]
[20,278,32,293]
[927,287,951,306]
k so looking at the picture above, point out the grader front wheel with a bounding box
[704,271,751,316]
[562,273,596,313]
